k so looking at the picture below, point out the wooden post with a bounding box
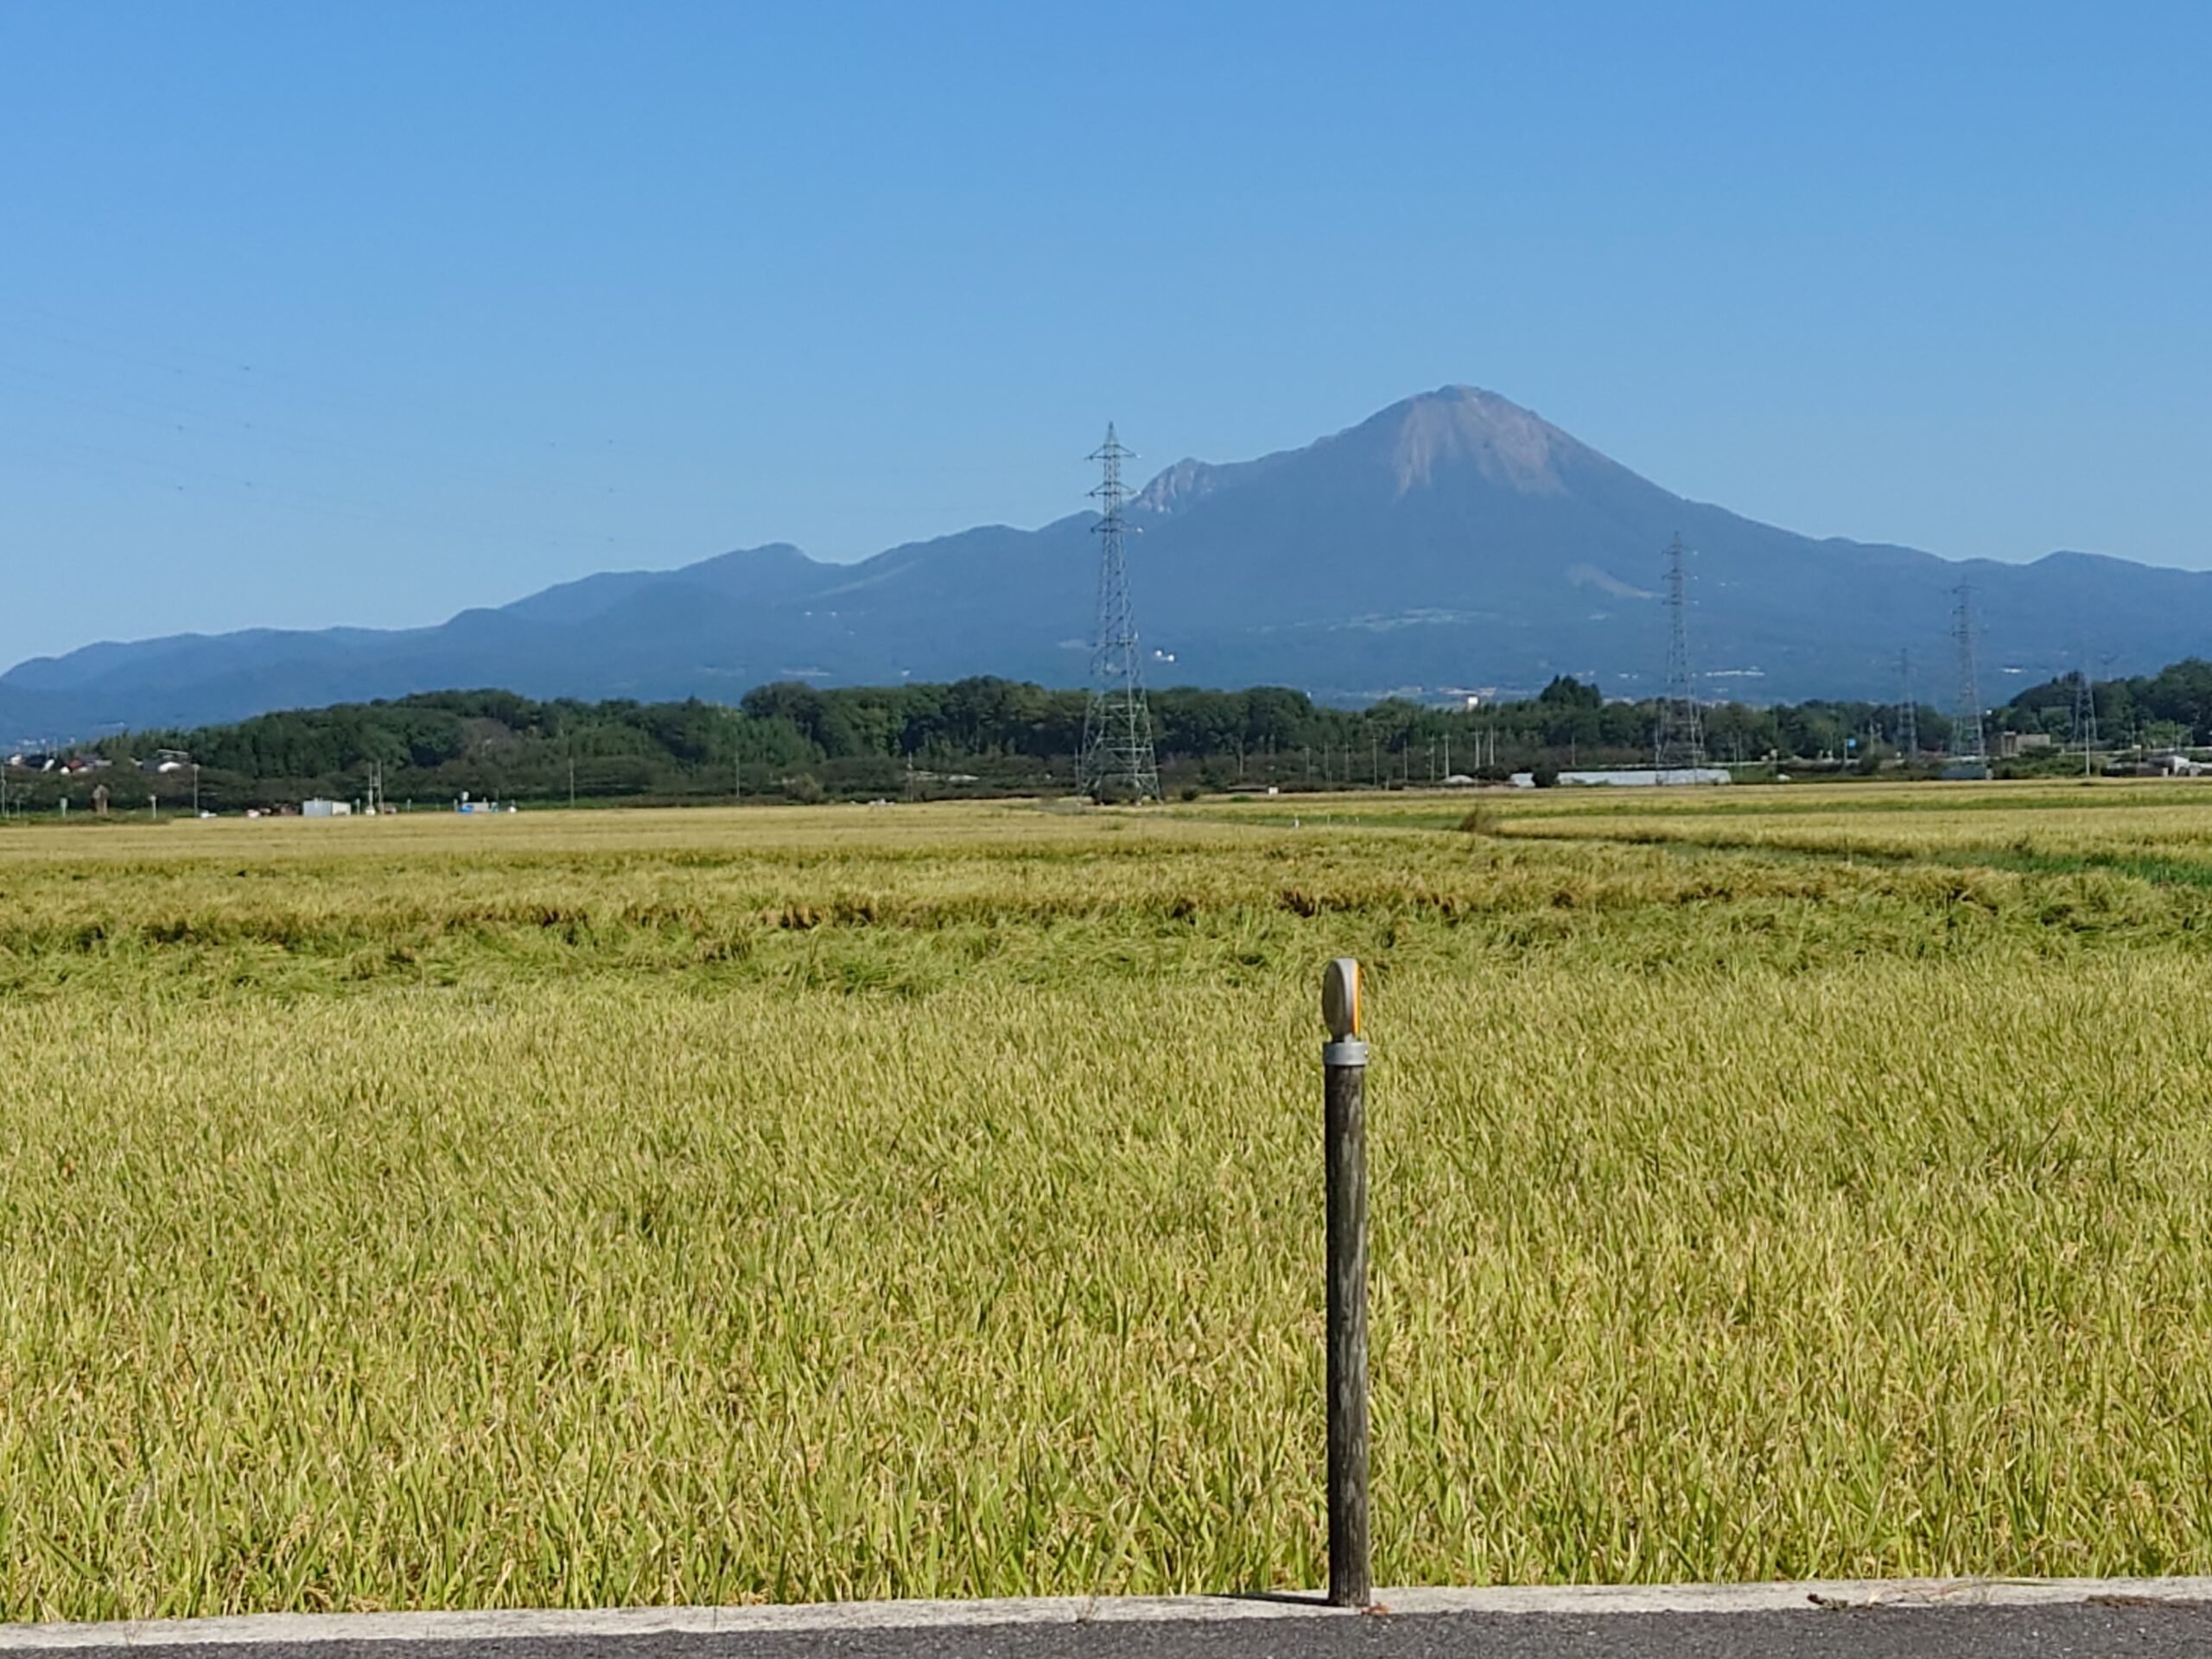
[1321,957,1370,1607]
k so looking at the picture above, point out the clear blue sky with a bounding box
[3,0,2207,665]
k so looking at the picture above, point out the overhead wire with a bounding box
[0,305,705,566]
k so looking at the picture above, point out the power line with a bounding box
[0,355,612,500]
[0,309,691,569]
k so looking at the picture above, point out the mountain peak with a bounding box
[1133,456,1217,516]
[1133,385,1580,518]
[1358,385,1580,497]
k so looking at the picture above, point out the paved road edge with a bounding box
[4,1578,2209,1649]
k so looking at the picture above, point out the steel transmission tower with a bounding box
[1951,585,1985,764]
[1079,425,1161,802]
[1652,532,1705,770]
[2071,652,2099,760]
[1897,649,1918,758]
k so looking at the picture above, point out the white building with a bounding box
[1557,767,1732,788]
[302,798,353,817]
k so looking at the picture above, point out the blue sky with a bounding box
[3,1,2207,665]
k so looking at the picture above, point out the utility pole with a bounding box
[1654,533,1705,770]
[1078,425,1160,802]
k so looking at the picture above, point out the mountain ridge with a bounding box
[7,385,2206,736]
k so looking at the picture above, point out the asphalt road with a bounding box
[48,1605,2212,1659]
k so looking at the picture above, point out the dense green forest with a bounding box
[8,660,2211,812]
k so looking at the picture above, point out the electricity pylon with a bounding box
[1078,425,1160,802]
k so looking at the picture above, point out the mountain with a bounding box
[9,385,2209,737]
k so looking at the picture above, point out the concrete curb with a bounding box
[3,1578,2209,1648]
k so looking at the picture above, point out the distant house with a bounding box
[302,798,352,817]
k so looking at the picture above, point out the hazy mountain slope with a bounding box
[499,543,831,626]
[6,385,2207,737]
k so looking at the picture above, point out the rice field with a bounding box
[6,780,2212,1619]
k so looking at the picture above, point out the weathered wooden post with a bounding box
[1321,957,1370,1607]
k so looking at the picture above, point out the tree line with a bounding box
[8,660,2210,812]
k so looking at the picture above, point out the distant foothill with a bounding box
[0,658,2201,816]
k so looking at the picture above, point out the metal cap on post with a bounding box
[1321,957,1370,1608]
